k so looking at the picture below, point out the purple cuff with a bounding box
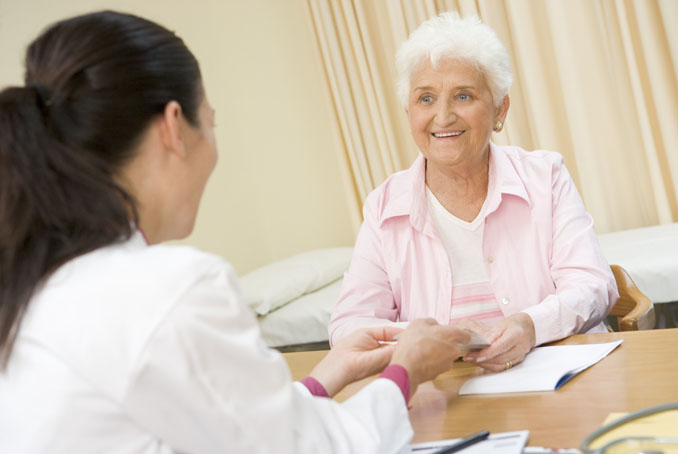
[379,364,411,404]
[300,376,329,398]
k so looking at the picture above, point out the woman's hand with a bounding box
[458,313,536,373]
[309,325,402,397]
[390,318,470,398]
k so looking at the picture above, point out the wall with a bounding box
[0,0,356,274]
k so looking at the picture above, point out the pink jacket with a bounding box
[329,143,618,346]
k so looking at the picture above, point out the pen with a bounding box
[378,334,400,345]
[431,430,490,454]
[522,448,579,454]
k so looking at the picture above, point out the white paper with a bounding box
[404,430,529,454]
[459,340,623,395]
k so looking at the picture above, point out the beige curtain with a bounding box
[305,0,678,234]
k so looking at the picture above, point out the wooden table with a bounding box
[284,329,678,447]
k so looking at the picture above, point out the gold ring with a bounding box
[505,360,512,370]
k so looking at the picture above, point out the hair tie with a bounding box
[26,82,52,108]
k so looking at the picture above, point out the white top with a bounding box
[0,232,412,454]
[425,186,488,285]
[426,187,503,326]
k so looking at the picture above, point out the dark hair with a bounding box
[0,10,202,367]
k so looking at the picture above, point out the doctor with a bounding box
[0,11,470,454]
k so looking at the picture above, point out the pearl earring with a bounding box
[494,120,503,132]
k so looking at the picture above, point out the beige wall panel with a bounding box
[0,0,355,274]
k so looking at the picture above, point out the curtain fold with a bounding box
[306,0,677,234]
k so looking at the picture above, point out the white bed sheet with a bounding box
[598,223,678,303]
[257,278,341,347]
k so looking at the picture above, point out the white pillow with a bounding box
[240,247,353,315]
[258,278,343,347]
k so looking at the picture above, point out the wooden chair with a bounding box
[609,265,655,331]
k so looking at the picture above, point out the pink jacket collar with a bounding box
[379,142,532,236]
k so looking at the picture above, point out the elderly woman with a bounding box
[329,12,618,373]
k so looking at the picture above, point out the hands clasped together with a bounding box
[310,314,536,401]
[310,319,470,400]
[456,313,536,373]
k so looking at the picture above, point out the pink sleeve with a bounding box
[299,376,329,398]
[328,193,400,346]
[301,366,411,405]
[521,157,618,345]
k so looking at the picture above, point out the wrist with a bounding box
[300,376,329,398]
[511,312,537,349]
[308,375,341,397]
[519,312,536,348]
[389,359,419,391]
[309,359,347,398]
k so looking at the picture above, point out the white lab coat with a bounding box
[0,232,413,453]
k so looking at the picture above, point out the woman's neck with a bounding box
[425,150,490,222]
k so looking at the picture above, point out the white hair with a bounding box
[396,12,513,107]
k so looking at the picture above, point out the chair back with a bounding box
[609,265,655,331]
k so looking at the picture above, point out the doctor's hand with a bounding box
[389,318,470,398]
[459,313,536,373]
[309,325,402,397]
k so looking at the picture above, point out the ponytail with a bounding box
[0,11,201,367]
[0,84,136,367]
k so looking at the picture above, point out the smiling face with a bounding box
[406,59,508,172]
